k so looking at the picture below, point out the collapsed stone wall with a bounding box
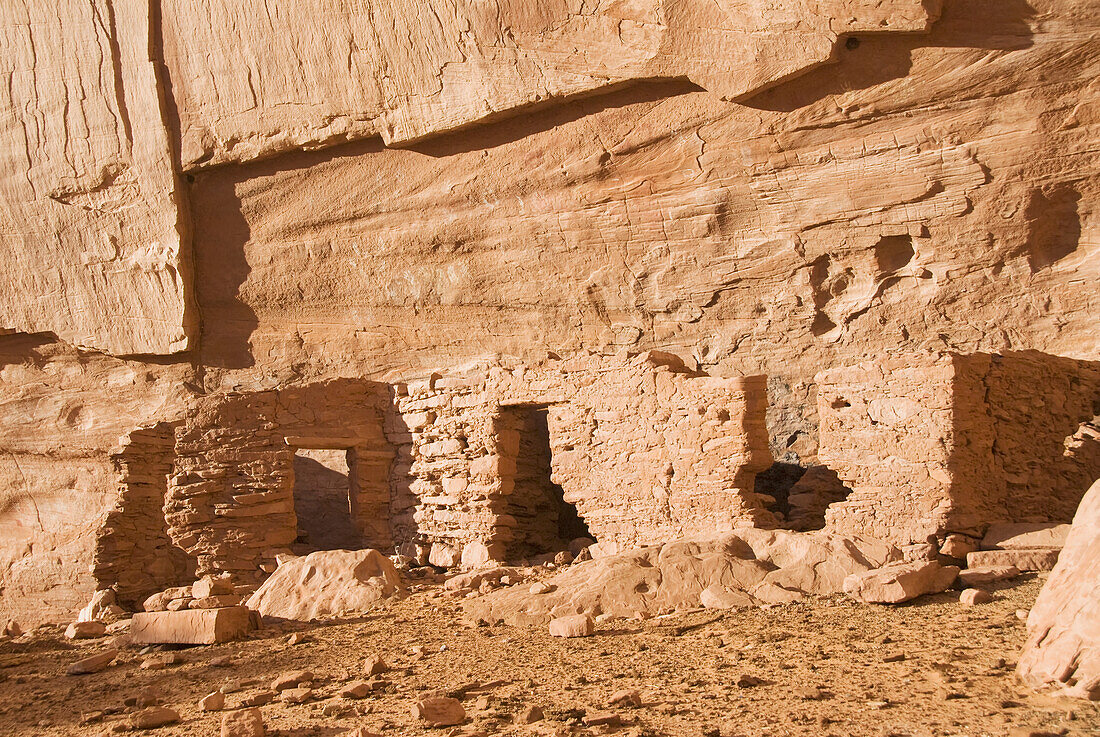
[819,351,1100,545]
[166,380,393,583]
[92,423,194,609]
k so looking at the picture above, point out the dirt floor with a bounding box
[1,575,1097,737]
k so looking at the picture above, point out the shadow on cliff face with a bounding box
[408,78,703,157]
[743,0,1037,113]
[188,170,259,371]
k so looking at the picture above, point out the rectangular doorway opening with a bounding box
[498,405,592,560]
[291,448,360,552]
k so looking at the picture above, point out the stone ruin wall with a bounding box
[2,0,1100,622]
[165,380,394,584]
[92,423,194,609]
[388,353,773,565]
[819,352,1100,546]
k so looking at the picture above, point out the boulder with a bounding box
[549,614,595,638]
[981,522,1072,550]
[967,549,1060,571]
[245,549,404,620]
[467,530,899,625]
[1017,479,1100,700]
[843,560,959,604]
[130,606,255,645]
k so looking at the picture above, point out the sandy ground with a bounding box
[1,575,1097,737]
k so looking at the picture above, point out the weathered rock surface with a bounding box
[2,0,1100,627]
[843,561,959,604]
[162,0,937,164]
[0,1,193,354]
[1017,479,1100,700]
[245,549,404,620]
[466,530,898,625]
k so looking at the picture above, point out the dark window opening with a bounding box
[292,448,360,552]
[498,405,593,560]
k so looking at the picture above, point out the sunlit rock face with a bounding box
[1,0,1098,623]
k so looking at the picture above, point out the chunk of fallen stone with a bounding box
[412,695,466,726]
[221,707,265,737]
[515,705,544,723]
[583,711,623,728]
[280,687,313,704]
[238,690,276,707]
[130,606,255,645]
[129,706,180,730]
[271,669,313,691]
[66,647,118,675]
[958,565,1021,587]
[199,691,226,711]
[362,656,389,676]
[339,681,373,699]
[140,652,182,670]
[843,561,959,604]
[960,588,993,606]
[65,621,107,639]
[548,613,595,638]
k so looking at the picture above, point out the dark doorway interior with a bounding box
[292,448,359,552]
[499,405,592,559]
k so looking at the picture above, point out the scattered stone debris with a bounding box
[129,706,180,730]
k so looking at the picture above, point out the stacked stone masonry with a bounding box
[818,351,1100,546]
[84,349,1099,599]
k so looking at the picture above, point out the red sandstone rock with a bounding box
[958,566,1021,587]
[967,549,1061,572]
[412,695,466,726]
[245,549,403,620]
[981,523,1072,550]
[221,707,265,737]
[65,621,106,639]
[549,614,595,638]
[199,692,226,711]
[130,606,255,645]
[66,648,118,675]
[959,588,992,606]
[129,706,180,730]
[843,561,959,604]
[271,670,313,691]
[1017,479,1100,700]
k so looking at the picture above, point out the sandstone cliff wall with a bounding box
[1,0,1098,622]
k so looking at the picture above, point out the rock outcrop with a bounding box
[1017,479,1100,700]
[245,549,404,620]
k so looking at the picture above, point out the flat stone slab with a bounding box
[967,548,1060,572]
[981,522,1071,550]
[131,606,255,645]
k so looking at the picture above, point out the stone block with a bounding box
[130,606,255,645]
[966,549,1060,571]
